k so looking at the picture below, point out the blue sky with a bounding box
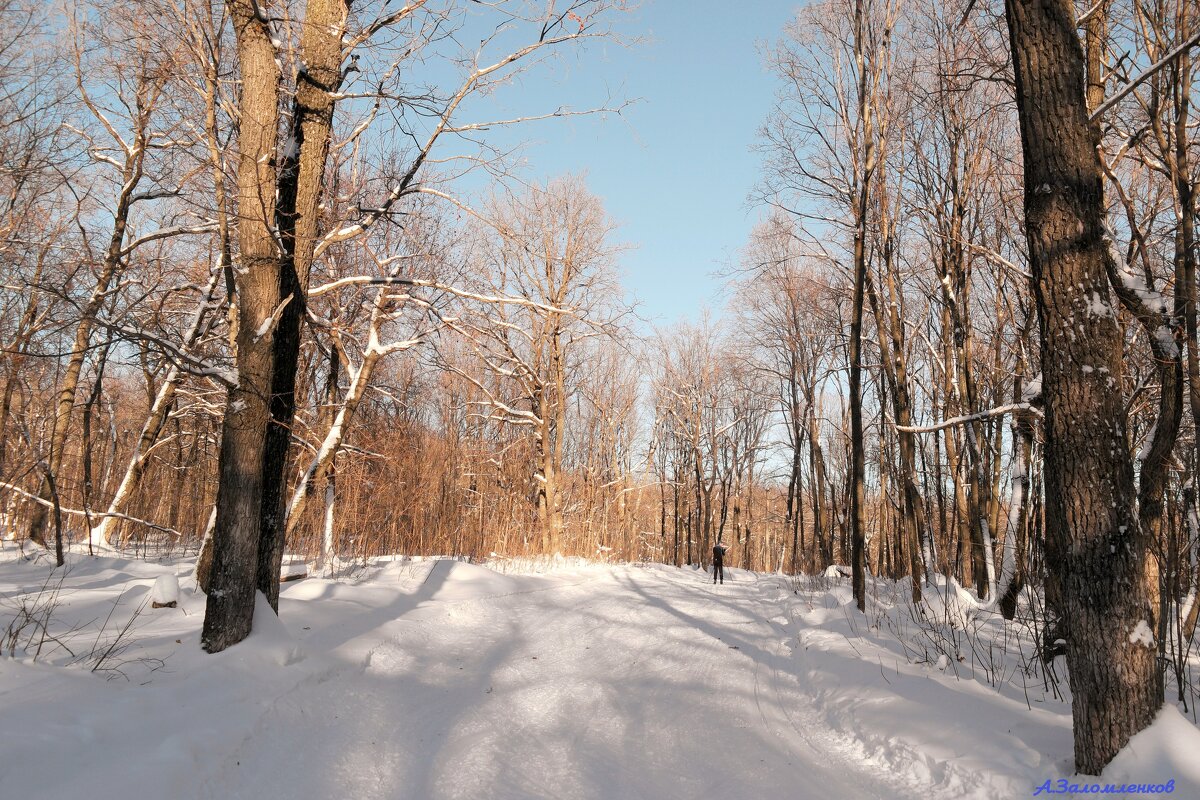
[454,1,800,329]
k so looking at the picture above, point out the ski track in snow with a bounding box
[199,564,915,800]
[3,555,1195,800]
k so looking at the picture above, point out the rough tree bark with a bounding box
[201,0,282,653]
[1004,0,1163,773]
[258,0,350,610]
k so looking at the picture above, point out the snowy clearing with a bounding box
[0,551,1196,800]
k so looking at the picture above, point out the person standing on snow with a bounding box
[712,540,728,584]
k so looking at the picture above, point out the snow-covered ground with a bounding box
[0,550,1196,799]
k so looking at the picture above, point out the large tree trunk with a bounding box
[1004,0,1163,773]
[257,0,349,610]
[939,349,973,589]
[534,337,567,555]
[1167,0,1199,651]
[201,0,282,654]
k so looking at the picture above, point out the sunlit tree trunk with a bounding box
[258,0,350,609]
[201,0,282,653]
[1004,0,1163,772]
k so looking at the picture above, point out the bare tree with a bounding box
[760,0,903,608]
[1003,0,1162,773]
[201,0,626,649]
[24,3,203,547]
[91,0,236,547]
[442,177,625,554]
[200,0,285,653]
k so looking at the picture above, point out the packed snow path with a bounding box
[5,556,1197,799]
[205,562,910,800]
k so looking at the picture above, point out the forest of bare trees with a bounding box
[1,0,1197,774]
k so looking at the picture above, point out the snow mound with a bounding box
[432,559,519,595]
[224,592,303,666]
[919,577,981,628]
[150,574,179,606]
[1103,705,1200,789]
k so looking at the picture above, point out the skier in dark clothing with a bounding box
[712,541,728,584]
